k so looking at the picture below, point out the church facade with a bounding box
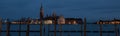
[40,4,83,24]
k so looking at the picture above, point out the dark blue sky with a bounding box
[0,0,120,22]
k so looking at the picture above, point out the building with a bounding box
[57,15,65,24]
[40,4,44,24]
[44,20,53,24]
[10,4,83,24]
[43,16,53,24]
[110,19,120,24]
[38,4,83,24]
[65,18,83,24]
[97,18,120,24]
[97,20,110,24]
[30,19,40,24]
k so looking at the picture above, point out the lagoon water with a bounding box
[1,24,120,36]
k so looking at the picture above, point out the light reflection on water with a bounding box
[1,24,120,36]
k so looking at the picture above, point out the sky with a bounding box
[0,0,120,22]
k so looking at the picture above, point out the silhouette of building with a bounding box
[40,4,44,24]
[57,15,65,24]
[40,4,44,19]
[65,18,83,24]
[43,16,54,24]
[97,18,120,24]
[38,4,83,24]
[10,4,83,24]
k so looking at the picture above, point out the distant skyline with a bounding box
[0,0,120,22]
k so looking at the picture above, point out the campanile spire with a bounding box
[40,3,44,19]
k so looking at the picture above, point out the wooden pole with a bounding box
[6,18,10,36]
[53,12,57,36]
[114,24,118,36]
[48,24,50,36]
[118,27,119,36]
[40,21,42,36]
[100,24,102,36]
[80,23,82,36]
[26,24,29,36]
[6,23,10,36]
[44,25,45,36]
[54,23,56,36]
[18,19,21,36]
[83,17,86,36]
[0,24,1,36]
[18,24,21,36]
[59,24,62,36]
[0,18,2,36]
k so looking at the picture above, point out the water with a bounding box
[1,24,120,36]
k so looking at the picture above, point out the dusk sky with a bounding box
[0,0,120,22]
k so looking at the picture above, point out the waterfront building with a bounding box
[97,20,110,24]
[44,20,53,24]
[42,15,82,24]
[65,18,83,24]
[30,19,34,24]
[34,19,41,24]
[110,18,120,24]
[40,4,44,24]
[57,15,65,24]
[11,21,25,24]
[11,4,83,24]
[11,19,26,24]
[43,16,53,24]
[97,18,120,24]
[9,4,83,24]
[29,18,40,24]
[65,20,76,24]
[37,3,83,24]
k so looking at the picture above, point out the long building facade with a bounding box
[97,18,120,24]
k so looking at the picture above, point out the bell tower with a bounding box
[40,4,44,20]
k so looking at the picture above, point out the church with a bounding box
[39,4,83,24]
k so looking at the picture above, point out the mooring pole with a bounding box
[54,23,56,36]
[59,24,62,36]
[118,27,119,36]
[6,23,10,36]
[100,24,102,36]
[84,17,86,36]
[18,24,21,36]
[44,25,45,36]
[80,23,83,36]
[48,24,50,36]
[18,21,21,36]
[40,21,42,36]
[0,23,1,36]
[26,24,29,36]
[6,18,10,36]
[0,18,2,36]
[114,24,118,36]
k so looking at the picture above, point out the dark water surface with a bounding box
[1,24,120,36]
